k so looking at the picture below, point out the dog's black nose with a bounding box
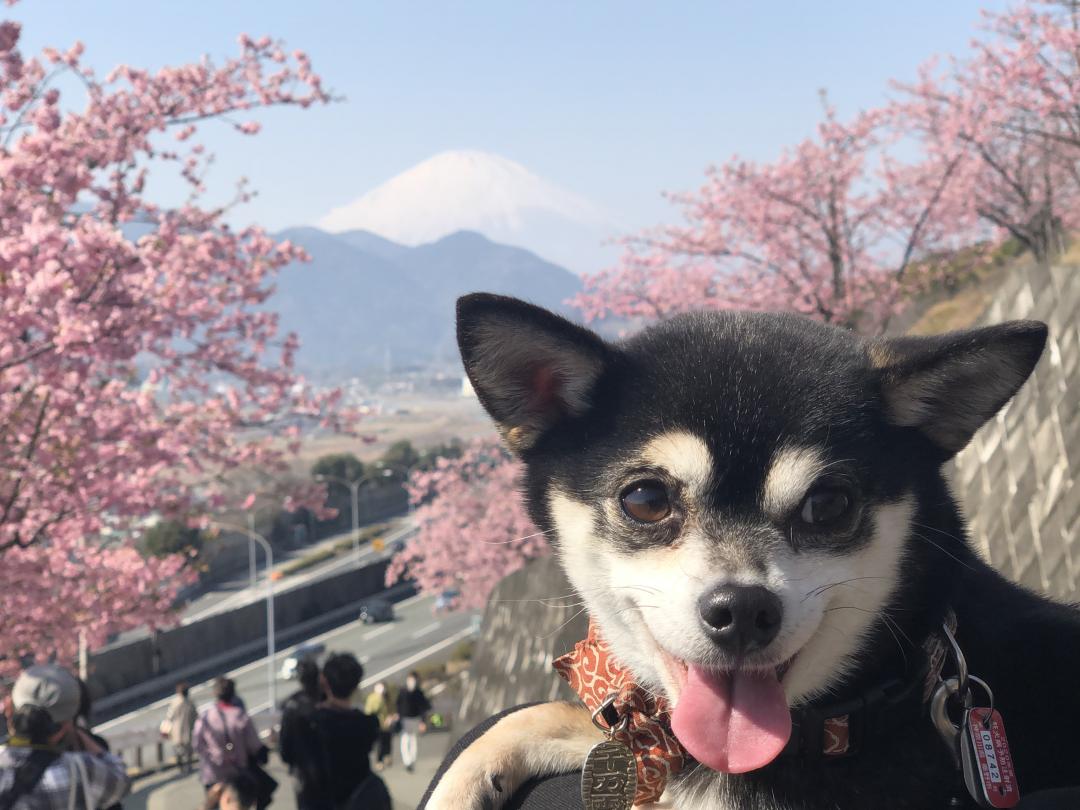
[697,584,783,654]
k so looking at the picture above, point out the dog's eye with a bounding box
[798,486,851,526]
[620,481,671,523]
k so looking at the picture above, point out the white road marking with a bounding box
[362,625,394,641]
[410,621,441,640]
[359,626,475,689]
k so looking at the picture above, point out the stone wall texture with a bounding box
[952,262,1080,601]
[454,555,588,740]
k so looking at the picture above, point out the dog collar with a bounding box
[554,615,955,801]
[553,620,689,804]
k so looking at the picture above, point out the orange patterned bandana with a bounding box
[553,620,690,805]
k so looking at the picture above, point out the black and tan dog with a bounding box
[426,293,1080,809]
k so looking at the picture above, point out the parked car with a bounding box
[360,598,394,624]
[279,641,325,680]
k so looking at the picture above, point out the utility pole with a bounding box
[209,521,277,713]
[316,474,366,566]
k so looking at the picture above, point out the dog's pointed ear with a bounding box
[871,320,1047,456]
[457,293,608,454]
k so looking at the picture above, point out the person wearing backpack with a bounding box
[292,653,388,810]
[0,664,130,809]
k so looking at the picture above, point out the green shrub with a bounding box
[280,547,335,576]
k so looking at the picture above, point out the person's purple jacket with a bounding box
[192,700,261,786]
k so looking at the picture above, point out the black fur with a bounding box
[457,293,1080,808]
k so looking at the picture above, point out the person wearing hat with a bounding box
[0,663,130,808]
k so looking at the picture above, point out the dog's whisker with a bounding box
[824,604,910,668]
[801,576,891,602]
[909,530,977,571]
[477,528,556,545]
[537,605,591,640]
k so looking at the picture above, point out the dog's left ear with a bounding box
[457,293,609,454]
[872,320,1047,456]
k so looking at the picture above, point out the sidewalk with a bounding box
[129,732,449,810]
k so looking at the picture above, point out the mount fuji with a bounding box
[316,150,621,274]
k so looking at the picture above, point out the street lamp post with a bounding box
[315,474,364,566]
[209,520,276,713]
[247,512,258,589]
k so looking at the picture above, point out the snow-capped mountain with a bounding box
[316,150,620,274]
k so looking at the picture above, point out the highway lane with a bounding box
[181,521,416,624]
[97,592,479,745]
[102,520,415,650]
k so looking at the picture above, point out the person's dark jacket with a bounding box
[278,688,318,773]
[291,705,379,810]
[396,687,431,719]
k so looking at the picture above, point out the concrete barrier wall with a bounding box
[454,555,588,740]
[952,263,1079,600]
[89,559,392,703]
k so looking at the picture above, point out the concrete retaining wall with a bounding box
[454,555,588,739]
[952,262,1080,600]
[89,559,393,709]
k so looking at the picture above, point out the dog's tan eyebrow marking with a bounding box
[640,431,713,494]
[762,445,827,516]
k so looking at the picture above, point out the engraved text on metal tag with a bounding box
[581,738,636,810]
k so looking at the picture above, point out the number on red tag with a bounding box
[960,707,1020,808]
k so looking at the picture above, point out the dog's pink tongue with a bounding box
[670,664,792,774]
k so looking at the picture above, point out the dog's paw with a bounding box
[426,748,519,810]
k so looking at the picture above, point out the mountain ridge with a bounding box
[270,225,582,379]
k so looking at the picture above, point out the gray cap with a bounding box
[11,664,81,725]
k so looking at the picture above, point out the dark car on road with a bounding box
[360,598,394,624]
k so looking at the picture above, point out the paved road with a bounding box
[97,592,479,744]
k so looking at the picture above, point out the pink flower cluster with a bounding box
[574,1,1080,332]
[0,20,347,670]
[386,438,545,611]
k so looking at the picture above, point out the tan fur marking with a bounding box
[762,445,826,518]
[640,431,713,495]
[425,702,600,810]
[868,342,894,369]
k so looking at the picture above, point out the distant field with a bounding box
[294,391,494,471]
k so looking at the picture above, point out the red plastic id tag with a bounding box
[960,707,1020,808]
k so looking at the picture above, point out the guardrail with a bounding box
[107,711,281,777]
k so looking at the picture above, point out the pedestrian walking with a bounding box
[294,653,388,810]
[395,671,431,774]
[193,678,276,809]
[160,682,197,774]
[279,659,322,806]
[0,664,131,808]
[363,682,393,771]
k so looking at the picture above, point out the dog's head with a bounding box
[457,293,1045,773]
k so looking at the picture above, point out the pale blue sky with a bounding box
[11,1,1008,233]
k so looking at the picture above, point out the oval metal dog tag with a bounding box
[581,738,636,810]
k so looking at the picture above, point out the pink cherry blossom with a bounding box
[386,438,544,611]
[0,17,349,671]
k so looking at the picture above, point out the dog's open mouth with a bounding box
[659,650,794,775]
